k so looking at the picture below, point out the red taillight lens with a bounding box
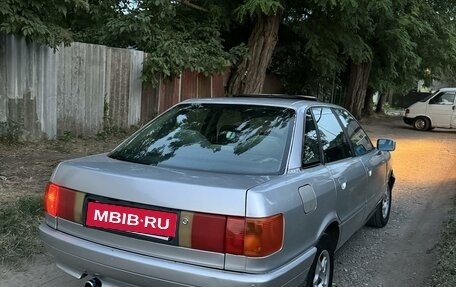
[225,217,245,255]
[191,213,226,253]
[44,182,83,222]
[187,212,284,257]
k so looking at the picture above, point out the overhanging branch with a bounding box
[178,0,208,12]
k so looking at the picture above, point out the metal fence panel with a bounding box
[0,34,226,140]
[57,42,106,136]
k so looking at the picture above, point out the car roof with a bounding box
[180,94,328,110]
[437,87,456,92]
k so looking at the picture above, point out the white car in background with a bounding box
[403,87,456,130]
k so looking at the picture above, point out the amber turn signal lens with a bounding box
[244,214,284,257]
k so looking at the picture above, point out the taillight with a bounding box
[225,217,245,255]
[191,213,226,253]
[180,212,284,257]
[405,108,410,114]
[44,182,84,223]
[244,215,284,257]
[44,183,59,216]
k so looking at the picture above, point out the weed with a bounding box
[53,131,75,153]
[0,121,23,144]
[59,131,74,143]
[0,195,44,268]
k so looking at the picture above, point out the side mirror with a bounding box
[377,139,396,151]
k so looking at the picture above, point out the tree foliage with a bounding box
[272,0,456,116]
[2,0,456,115]
[0,0,88,47]
[65,0,249,85]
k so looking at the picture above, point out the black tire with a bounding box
[413,117,430,131]
[367,185,392,228]
[306,234,334,287]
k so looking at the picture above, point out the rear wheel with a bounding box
[367,185,392,228]
[413,117,430,131]
[306,235,334,287]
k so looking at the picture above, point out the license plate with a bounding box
[86,202,178,238]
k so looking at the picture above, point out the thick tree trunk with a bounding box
[227,13,281,95]
[375,89,391,114]
[344,61,372,119]
[362,87,374,117]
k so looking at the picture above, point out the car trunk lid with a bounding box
[46,153,274,269]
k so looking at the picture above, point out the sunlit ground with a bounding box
[393,138,456,185]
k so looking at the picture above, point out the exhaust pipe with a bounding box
[84,277,102,287]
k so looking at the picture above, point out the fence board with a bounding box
[106,48,130,129]
[198,74,211,98]
[128,50,143,126]
[141,83,159,124]
[212,74,224,97]
[159,78,180,114]
[1,35,56,139]
[181,70,198,100]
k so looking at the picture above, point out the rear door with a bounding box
[333,108,387,216]
[310,107,368,245]
[426,91,456,128]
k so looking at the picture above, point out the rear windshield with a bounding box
[109,104,295,175]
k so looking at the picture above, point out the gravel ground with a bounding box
[0,116,455,287]
[333,117,456,287]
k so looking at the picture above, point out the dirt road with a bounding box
[333,117,456,286]
[0,117,455,287]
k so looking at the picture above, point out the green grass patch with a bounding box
[0,195,44,268]
[432,199,456,286]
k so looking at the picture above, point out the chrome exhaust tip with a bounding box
[84,277,102,287]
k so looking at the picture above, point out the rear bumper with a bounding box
[39,223,315,287]
[403,117,414,125]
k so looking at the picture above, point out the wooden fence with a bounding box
[0,34,225,140]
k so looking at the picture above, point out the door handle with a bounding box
[338,177,347,190]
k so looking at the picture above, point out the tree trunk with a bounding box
[227,13,281,95]
[344,61,372,119]
[362,87,374,117]
[375,92,386,114]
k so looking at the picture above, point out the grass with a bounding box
[432,198,456,286]
[0,195,44,268]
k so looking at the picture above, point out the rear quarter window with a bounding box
[333,108,374,156]
[311,107,353,163]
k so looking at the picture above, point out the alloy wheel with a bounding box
[382,188,390,219]
[313,250,331,287]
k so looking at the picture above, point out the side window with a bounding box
[333,108,374,156]
[311,107,353,163]
[429,92,456,105]
[302,111,321,167]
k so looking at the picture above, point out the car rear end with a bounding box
[39,100,316,287]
